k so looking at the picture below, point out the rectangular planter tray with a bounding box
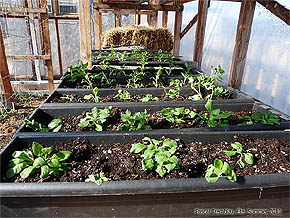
[17,101,290,136]
[1,131,289,217]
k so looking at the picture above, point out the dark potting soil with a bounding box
[59,108,254,132]
[50,92,230,103]
[5,135,290,183]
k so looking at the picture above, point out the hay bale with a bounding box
[102,26,173,51]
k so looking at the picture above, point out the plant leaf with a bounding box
[156,165,166,177]
[32,142,44,157]
[40,165,50,179]
[223,150,237,156]
[33,157,46,168]
[244,153,254,165]
[130,143,147,153]
[20,166,35,178]
[52,151,72,161]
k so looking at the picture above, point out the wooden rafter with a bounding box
[180,14,197,39]
[162,11,168,27]
[94,2,180,11]
[173,6,183,56]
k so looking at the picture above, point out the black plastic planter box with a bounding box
[1,131,289,217]
[16,101,290,136]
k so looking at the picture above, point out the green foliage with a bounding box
[126,69,145,88]
[223,142,257,169]
[65,60,88,83]
[205,159,237,183]
[151,67,164,88]
[47,119,62,132]
[25,119,49,132]
[204,100,233,127]
[164,79,182,99]
[6,142,71,179]
[160,107,199,124]
[130,137,179,177]
[0,104,10,121]
[239,110,280,125]
[60,95,76,102]
[79,106,112,131]
[85,171,109,186]
[120,110,151,131]
[140,94,159,102]
[114,89,131,100]
[83,87,102,103]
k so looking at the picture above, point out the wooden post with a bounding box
[193,0,209,69]
[78,0,92,68]
[229,0,256,90]
[94,9,102,50]
[0,26,14,103]
[173,6,183,56]
[134,12,141,25]
[162,11,168,28]
[147,13,152,26]
[151,0,158,28]
[39,0,54,92]
[115,10,121,27]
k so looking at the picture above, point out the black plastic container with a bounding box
[1,131,289,217]
[17,101,290,135]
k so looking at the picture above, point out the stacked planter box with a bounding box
[1,51,289,217]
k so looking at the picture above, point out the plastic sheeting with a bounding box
[162,0,290,115]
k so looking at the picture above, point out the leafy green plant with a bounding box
[160,107,199,124]
[223,142,257,169]
[79,106,112,131]
[25,119,49,132]
[60,95,76,102]
[130,137,180,177]
[205,159,237,183]
[140,94,159,102]
[164,79,182,99]
[120,110,151,131]
[0,103,10,121]
[151,67,164,88]
[6,142,71,179]
[83,87,102,103]
[65,60,88,83]
[126,69,145,88]
[48,119,62,132]
[204,99,233,127]
[239,110,280,125]
[85,171,109,185]
[81,72,97,89]
[114,89,131,100]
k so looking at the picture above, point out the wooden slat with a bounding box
[78,0,92,68]
[0,7,47,14]
[0,26,14,103]
[39,0,54,92]
[94,9,102,50]
[180,14,197,39]
[173,6,183,56]
[6,55,51,60]
[257,0,290,25]
[134,13,141,25]
[151,0,158,27]
[193,0,209,69]
[115,10,122,27]
[229,0,256,90]
[94,2,179,11]
[162,11,168,27]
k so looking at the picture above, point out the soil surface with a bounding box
[50,91,230,103]
[5,135,290,183]
[0,94,47,151]
[51,108,254,132]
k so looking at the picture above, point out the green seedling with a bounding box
[6,142,71,179]
[205,159,237,183]
[114,89,131,100]
[60,95,75,102]
[47,119,62,132]
[25,119,49,132]
[204,99,233,127]
[130,137,179,177]
[79,106,112,131]
[140,94,159,102]
[126,69,145,88]
[151,67,164,88]
[65,60,88,83]
[85,171,109,186]
[160,107,199,124]
[83,87,102,103]
[164,79,182,99]
[120,110,151,131]
[239,110,280,125]
[223,142,257,169]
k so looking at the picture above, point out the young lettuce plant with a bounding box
[6,142,71,179]
[114,89,131,100]
[205,159,237,183]
[47,119,62,132]
[140,94,159,102]
[204,99,233,127]
[160,107,199,124]
[85,171,109,186]
[83,87,102,103]
[79,106,112,131]
[60,94,76,102]
[223,142,257,169]
[239,110,280,125]
[65,60,88,83]
[130,137,180,177]
[25,119,62,132]
[120,110,151,131]
[151,67,164,88]
[164,79,182,99]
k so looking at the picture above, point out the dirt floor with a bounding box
[0,93,47,151]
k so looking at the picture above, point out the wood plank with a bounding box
[39,0,54,92]
[6,55,51,60]
[0,7,47,14]
[115,10,122,27]
[229,0,256,90]
[78,0,92,68]
[173,6,183,56]
[193,0,209,69]
[94,2,179,11]
[94,9,102,50]
[180,13,197,39]
[0,26,14,103]
[162,11,168,27]
[257,0,290,25]
[134,13,141,25]
[152,0,158,27]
